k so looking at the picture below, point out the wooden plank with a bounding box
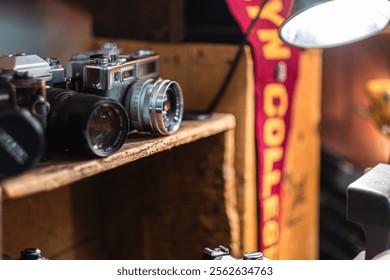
[279,49,322,260]
[0,113,235,200]
[91,39,258,253]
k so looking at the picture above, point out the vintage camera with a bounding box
[0,69,48,179]
[203,245,264,260]
[0,54,130,158]
[67,43,184,135]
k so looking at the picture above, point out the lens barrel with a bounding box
[125,79,183,135]
[46,88,129,157]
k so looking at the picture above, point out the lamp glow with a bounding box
[279,0,390,48]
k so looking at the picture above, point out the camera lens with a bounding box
[87,103,127,153]
[47,88,129,157]
[0,107,44,178]
[125,79,183,135]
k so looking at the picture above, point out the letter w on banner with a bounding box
[225,0,300,259]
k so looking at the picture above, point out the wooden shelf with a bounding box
[1,112,240,259]
[0,113,235,200]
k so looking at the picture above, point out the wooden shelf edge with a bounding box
[0,113,236,200]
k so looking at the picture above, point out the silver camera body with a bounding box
[83,51,159,102]
[0,54,66,87]
[68,44,184,135]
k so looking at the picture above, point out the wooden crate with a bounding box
[91,38,258,254]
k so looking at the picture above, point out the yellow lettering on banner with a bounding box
[257,29,291,59]
[264,118,285,146]
[246,5,260,19]
[262,169,281,198]
[262,220,280,247]
[263,195,280,221]
[246,1,285,25]
[264,84,288,117]
[262,0,285,26]
[264,147,283,172]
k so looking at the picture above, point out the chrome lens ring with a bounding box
[126,78,184,135]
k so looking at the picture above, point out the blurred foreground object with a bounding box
[347,163,390,259]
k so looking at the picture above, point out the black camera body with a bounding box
[67,43,184,135]
[0,66,49,179]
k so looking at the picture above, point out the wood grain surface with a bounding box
[0,113,235,200]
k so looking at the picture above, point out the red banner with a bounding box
[225,0,300,259]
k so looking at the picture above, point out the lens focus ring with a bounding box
[126,79,184,135]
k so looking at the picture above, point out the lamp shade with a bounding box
[279,0,390,48]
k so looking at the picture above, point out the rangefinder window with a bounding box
[137,61,159,78]
[122,67,134,81]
